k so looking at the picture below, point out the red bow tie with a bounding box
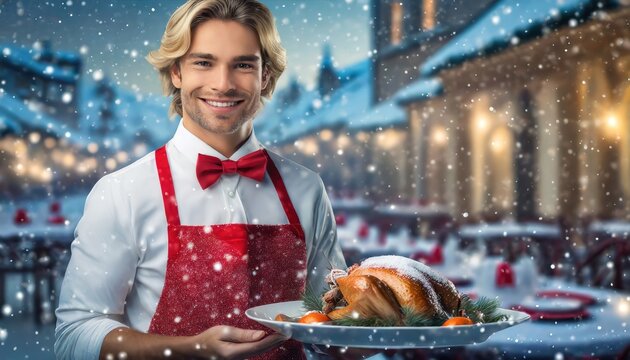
[196,149,268,189]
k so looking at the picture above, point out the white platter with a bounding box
[246,301,530,349]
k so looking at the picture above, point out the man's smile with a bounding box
[200,98,245,113]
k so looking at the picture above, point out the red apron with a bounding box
[148,146,307,359]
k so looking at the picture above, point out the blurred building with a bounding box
[257,0,496,202]
[410,0,630,226]
[257,0,630,233]
[0,42,175,199]
[0,40,81,127]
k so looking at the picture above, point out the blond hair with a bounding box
[147,0,286,118]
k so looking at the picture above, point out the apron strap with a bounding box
[263,150,306,240]
[155,145,182,227]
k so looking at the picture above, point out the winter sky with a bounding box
[0,0,371,95]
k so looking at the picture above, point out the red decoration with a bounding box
[357,223,369,239]
[430,245,443,264]
[378,229,387,246]
[14,208,31,225]
[335,213,346,226]
[48,201,67,224]
[50,201,61,213]
[495,261,515,288]
[411,245,443,265]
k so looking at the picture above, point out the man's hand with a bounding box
[189,325,288,359]
[100,326,288,360]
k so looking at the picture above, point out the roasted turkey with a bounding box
[322,255,460,324]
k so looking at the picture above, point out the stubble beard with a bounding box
[182,89,261,135]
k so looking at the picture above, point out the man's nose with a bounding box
[211,65,236,93]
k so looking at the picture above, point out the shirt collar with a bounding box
[170,120,263,163]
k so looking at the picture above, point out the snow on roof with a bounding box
[395,77,443,105]
[78,78,175,149]
[348,95,405,131]
[256,59,373,144]
[281,71,372,142]
[255,85,321,144]
[1,44,79,83]
[337,59,371,81]
[55,50,81,64]
[347,77,442,131]
[421,0,611,76]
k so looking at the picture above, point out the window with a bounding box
[422,0,436,30]
[391,2,403,44]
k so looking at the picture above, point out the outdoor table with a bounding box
[458,221,565,275]
[373,203,451,238]
[588,220,630,238]
[576,220,630,290]
[330,197,373,216]
[458,221,561,240]
[465,278,630,358]
[0,223,74,324]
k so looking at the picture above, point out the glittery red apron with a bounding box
[148,146,306,359]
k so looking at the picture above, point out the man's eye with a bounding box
[237,63,254,69]
[194,61,211,67]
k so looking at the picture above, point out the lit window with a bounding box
[391,2,403,44]
[422,0,436,30]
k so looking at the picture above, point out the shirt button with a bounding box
[228,191,235,198]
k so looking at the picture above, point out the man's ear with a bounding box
[170,63,182,89]
[261,66,270,91]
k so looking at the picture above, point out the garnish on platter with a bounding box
[279,255,507,327]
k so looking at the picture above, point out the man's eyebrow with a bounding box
[187,53,216,60]
[233,55,261,62]
[186,54,261,63]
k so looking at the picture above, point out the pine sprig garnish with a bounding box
[402,307,447,327]
[332,307,447,327]
[459,294,508,323]
[333,315,399,327]
[301,286,325,312]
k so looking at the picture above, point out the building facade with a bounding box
[411,1,630,226]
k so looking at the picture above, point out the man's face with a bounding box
[171,20,268,135]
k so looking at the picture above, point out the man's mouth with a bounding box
[202,99,244,108]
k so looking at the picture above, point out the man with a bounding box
[54,0,345,359]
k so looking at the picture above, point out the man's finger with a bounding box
[217,326,266,343]
[224,333,289,359]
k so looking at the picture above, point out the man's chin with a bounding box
[199,121,245,135]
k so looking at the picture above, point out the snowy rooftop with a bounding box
[1,41,174,150]
[347,77,443,131]
[395,77,443,105]
[255,84,321,144]
[348,95,405,131]
[256,60,373,143]
[421,0,614,76]
[1,44,79,83]
[295,71,371,136]
[78,78,175,149]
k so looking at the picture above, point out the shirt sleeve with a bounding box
[55,176,139,360]
[306,177,347,295]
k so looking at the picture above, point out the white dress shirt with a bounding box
[54,122,346,359]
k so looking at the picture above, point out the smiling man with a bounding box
[54,1,345,359]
